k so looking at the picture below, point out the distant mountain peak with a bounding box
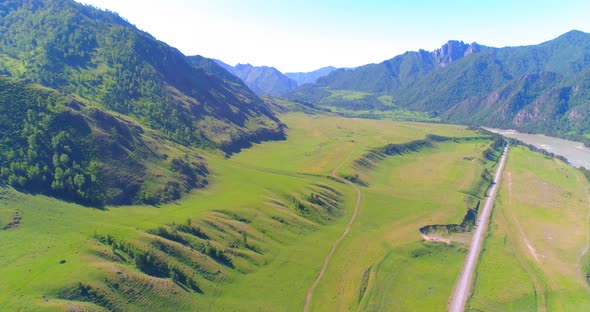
[210,60,298,96]
[285,66,341,86]
[560,29,587,37]
[235,63,254,69]
[553,29,590,42]
[433,41,480,67]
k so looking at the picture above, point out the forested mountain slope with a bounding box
[0,0,284,154]
[0,76,208,205]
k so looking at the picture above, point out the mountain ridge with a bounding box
[0,0,286,204]
[210,59,298,96]
[285,66,340,85]
[211,60,341,96]
[287,29,590,139]
[0,0,285,155]
[433,41,481,67]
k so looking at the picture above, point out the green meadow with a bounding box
[469,147,590,312]
[1,113,586,311]
[309,135,502,311]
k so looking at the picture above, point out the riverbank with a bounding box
[485,128,590,169]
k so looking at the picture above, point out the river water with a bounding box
[484,128,590,169]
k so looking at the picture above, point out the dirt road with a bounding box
[303,154,362,312]
[449,145,509,312]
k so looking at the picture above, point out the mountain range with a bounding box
[0,0,589,206]
[287,30,590,139]
[212,60,298,96]
[285,66,341,86]
[211,60,341,96]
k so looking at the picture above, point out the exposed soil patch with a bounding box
[419,201,480,244]
[421,232,472,246]
[420,233,452,244]
[2,210,22,230]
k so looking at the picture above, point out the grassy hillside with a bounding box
[0,0,284,153]
[469,147,590,311]
[259,95,326,115]
[1,113,493,311]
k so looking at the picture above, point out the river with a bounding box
[484,128,590,169]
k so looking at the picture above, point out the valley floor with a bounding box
[1,113,588,311]
[468,147,590,312]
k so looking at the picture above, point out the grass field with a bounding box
[309,138,498,311]
[468,146,590,312]
[303,88,438,122]
[325,106,438,122]
[0,112,514,311]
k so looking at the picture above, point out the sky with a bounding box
[77,0,590,73]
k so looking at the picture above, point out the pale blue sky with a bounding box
[77,0,590,72]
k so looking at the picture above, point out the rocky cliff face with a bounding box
[434,41,481,67]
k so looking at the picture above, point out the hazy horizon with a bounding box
[77,0,590,72]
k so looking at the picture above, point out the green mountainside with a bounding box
[0,76,207,205]
[287,30,590,139]
[0,0,284,155]
[211,59,298,96]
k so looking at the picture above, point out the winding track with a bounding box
[449,145,509,312]
[303,154,362,312]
